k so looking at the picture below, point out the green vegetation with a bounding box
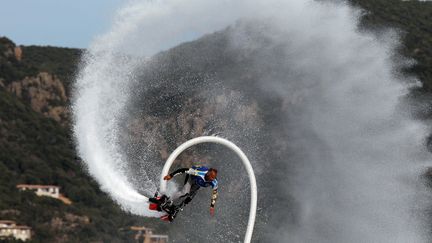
[0,91,150,243]
[0,37,38,83]
[0,38,155,242]
[0,0,431,241]
[0,37,82,93]
[349,0,432,91]
[348,0,432,146]
[21,46,82,93]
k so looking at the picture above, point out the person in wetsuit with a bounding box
[163,165,218,216]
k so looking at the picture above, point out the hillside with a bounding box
[0,0,431,242]
[350,0,432,91]
[348,0,432,148]
[0,38,160,242]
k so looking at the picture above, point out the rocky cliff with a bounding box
[7,72,68,123]
[0,37,144,243]
[0,37,76,125]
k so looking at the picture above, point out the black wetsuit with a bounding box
[169,166,218,207]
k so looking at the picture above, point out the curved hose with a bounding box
[160,136,257,243]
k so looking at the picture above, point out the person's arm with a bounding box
[163,168,189,180]
[210,189,218,207]
[210,180,218,216]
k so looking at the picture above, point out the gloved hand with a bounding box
[163,175,172,180]
[210,206,215,216]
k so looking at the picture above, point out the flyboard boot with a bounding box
[148,192,182,222]
[161,199,188,222]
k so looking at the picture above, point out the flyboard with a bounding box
[147,136,257,243]
[148,192,181,221]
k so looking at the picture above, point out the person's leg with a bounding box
[172,181,191,201]
[182,182,200,205]
[166,182,200,221]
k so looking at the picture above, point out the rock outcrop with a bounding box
[0,37,22,62]
[14,46,22,61]
[0,37,16,59]
[7,72,69,124]
[125,90,262,164]
[49,213,90,242]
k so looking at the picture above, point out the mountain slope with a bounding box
[0,37,151,243]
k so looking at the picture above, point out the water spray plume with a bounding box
[72,0,432,242]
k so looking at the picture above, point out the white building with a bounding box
[0,220,32,241]
[16,184,72,205]
[148,234,169,243]
[16,184,60,198]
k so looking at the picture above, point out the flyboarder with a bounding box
[149,165,219,222]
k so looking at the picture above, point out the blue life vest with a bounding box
[189,166,218,189]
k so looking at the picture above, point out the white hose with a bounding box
[160,136,257,243]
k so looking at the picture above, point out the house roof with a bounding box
[130,226,152,231]
[0,220,31,230]
[12,226,32,230]
[0,220,16,224]
[16,184,60,189]
[150,234,169,238]
[0,225,31,230]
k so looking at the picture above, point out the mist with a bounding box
[72,0,432,242]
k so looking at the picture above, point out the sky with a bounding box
[1,0,428,49]
[0,0,124,48]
